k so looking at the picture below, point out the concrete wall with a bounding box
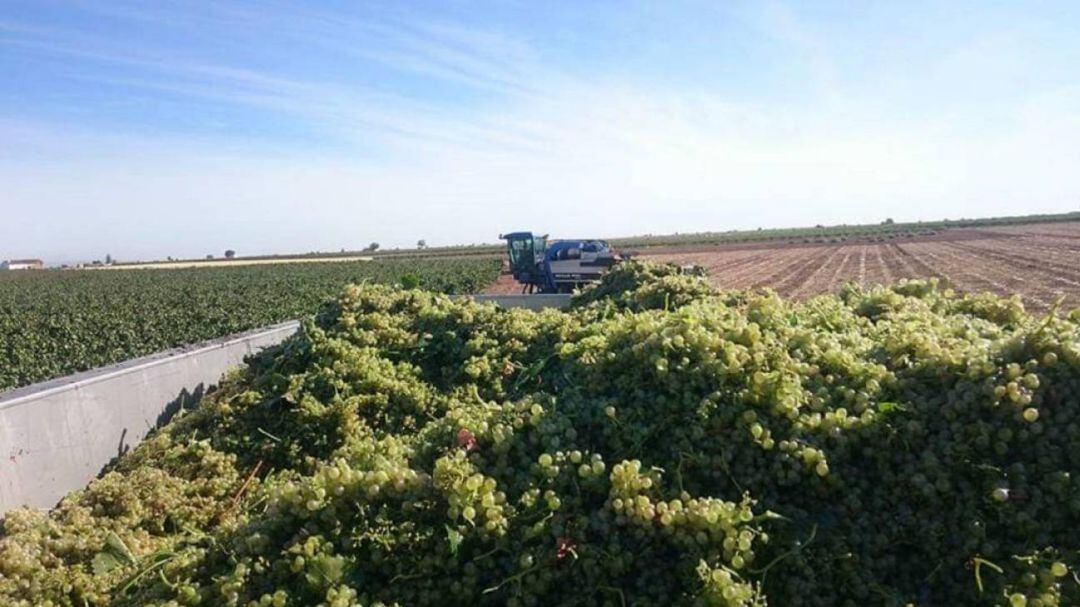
[0,294,572,515]
[468,294,573,310]
[0,321,299,514]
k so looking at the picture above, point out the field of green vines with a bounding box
[2,262,1079,606]
[0,259,500,392]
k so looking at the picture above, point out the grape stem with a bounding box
[121,555,176,595]
[482,564,540,594]
[924,560,943,582]
[473,546,506,562]
[257,427,282,443]
[598,585,627,607]
[158,568,178,590]
[716,449,743,492]
[751,524,817,583]
[676,452,688,493]
[388,573,425,584]
[225,459,265,517]
[1034,295,1066,335]
[971,556,1003,594]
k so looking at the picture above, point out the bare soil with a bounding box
[481,223,1080,312]
[644,222,1080,312]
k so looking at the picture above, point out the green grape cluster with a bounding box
[2,261,1080,607]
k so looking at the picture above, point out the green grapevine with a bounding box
[0,258,500,391]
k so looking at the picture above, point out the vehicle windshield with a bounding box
[508,237,532,267]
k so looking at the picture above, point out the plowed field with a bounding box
[647,222,1080,312]
[484,222,1080,311]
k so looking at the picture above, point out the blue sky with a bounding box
[2,1,1079,263]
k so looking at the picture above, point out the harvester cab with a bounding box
[502,231,548,286]
[500,231,620,293]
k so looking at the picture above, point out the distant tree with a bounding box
[365,242,380,252]
[883,218,895,225]
[815,224,825,229]
[167,256,174,261]
[105,254,113,265]
[206,254,214,260]
[417,239,427,249]
[225,250,236,259]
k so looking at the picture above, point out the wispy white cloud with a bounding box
[1,3,560,152]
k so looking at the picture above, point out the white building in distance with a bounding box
[1,259,45,270]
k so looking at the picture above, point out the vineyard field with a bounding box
[645,222,1080,312]
[0,258,500,392]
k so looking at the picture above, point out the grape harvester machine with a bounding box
[500,231,624,294]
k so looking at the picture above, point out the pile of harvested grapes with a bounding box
[2,262,1079,606]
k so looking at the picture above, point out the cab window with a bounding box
[509,238,532,266]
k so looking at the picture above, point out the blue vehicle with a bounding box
[500,232,622,293]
